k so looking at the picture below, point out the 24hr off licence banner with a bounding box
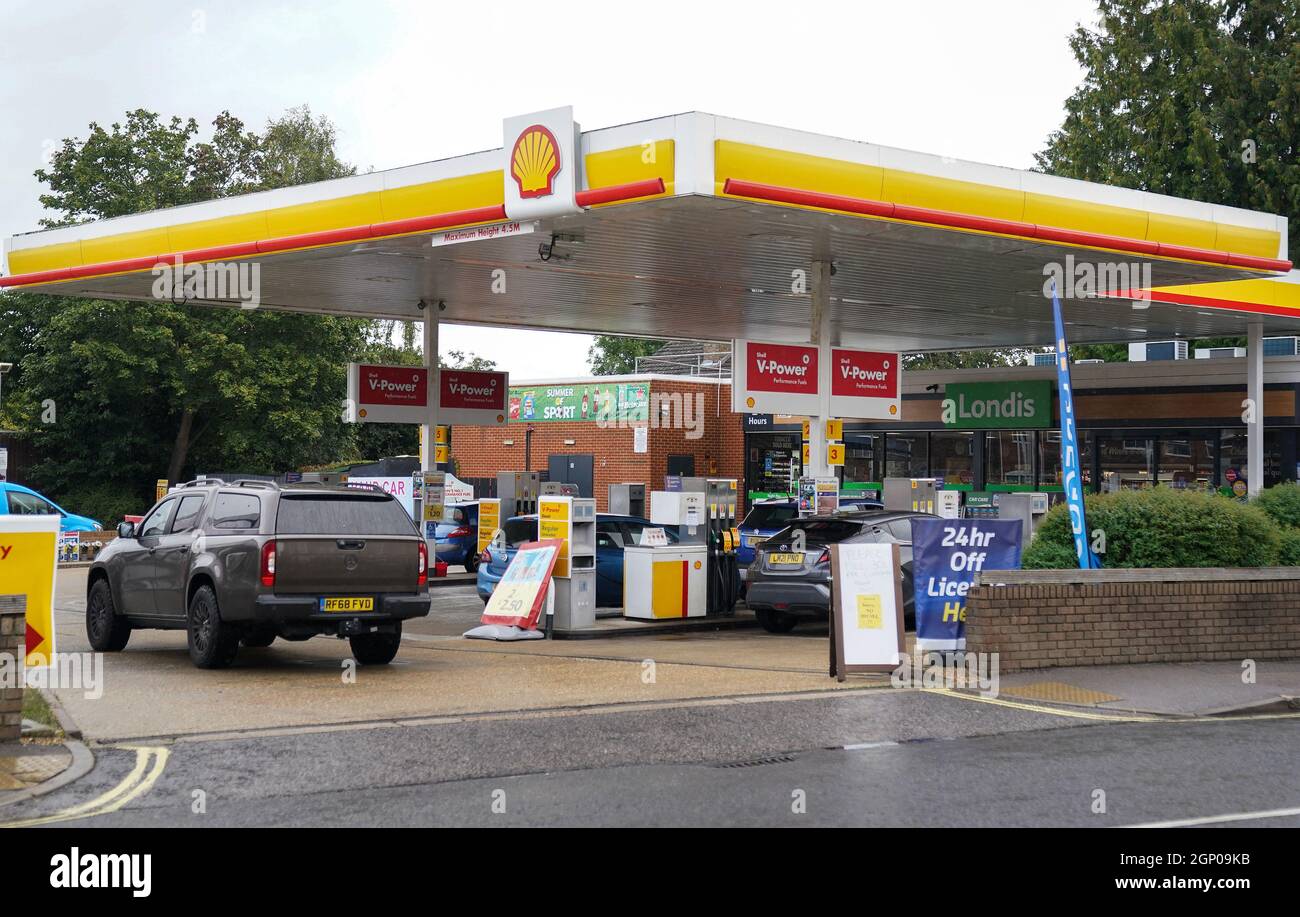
[910,518,1022,652]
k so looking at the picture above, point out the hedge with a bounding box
[1022,487,1282,569]
[1251,481,1300,530]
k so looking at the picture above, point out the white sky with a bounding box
[0,0,1097,377]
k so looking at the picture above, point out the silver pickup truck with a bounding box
[86,479,431,668]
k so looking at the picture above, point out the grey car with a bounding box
[744,510,936,634]
[86,479,431,668]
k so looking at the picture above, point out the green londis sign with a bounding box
[942,380,1051,429]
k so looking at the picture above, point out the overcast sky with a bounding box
[0,0,1097,378]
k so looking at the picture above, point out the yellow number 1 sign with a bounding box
[0,515,59,667]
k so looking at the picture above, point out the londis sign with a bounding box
[941,381,1051,429]
[439,369,509,427]
[731,339,820,415]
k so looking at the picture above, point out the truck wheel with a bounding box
[241,626,276,648]
[86,577,131,652]
[755,608,797,634]
[349,624,402,665]
[187,585,239,669]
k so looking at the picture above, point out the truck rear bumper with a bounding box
[253,592,431,629]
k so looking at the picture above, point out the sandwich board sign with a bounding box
[481,539,563,630]
[829,542,905,680]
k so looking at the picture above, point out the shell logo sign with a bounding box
[511,125,562,199]
[503,106,580,221]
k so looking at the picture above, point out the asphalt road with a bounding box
[9,568,1298,828]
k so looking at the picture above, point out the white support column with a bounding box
[420,315,440,473]
[806,260,834,478]
[1248,320,1264,497]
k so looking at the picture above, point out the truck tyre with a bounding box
[241,626,276,648]
[755,608,797,634]
[349,624,402,665]
[187,584,240,669]
[86,577,131,652]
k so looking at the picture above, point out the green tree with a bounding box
[588,336,662,374]
[3,107,374,520]
[903,349,1032,370]
[1037,0,1299,265]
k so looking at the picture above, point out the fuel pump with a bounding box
[704,478,740,615]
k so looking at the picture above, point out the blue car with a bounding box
[0,482,103,532]
[477,513,679,607]
[429,502,480,572]
[737,496,882,583]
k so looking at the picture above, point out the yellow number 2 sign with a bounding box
[0,515,59,667]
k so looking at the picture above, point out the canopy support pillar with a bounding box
[806,260,834,480]
[1248,320,1264,497]
[421,313,440,473]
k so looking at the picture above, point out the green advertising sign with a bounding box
[943,380,1051,429]
[508,382,650,424]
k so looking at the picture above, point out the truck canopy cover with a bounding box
[275,493,416,536]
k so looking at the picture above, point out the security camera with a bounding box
[416,299,428,311]
[437,300,447,312]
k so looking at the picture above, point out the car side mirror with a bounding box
[117,521,136,539]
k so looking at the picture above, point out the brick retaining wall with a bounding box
[965,569,1300,673]
[0,595,25,742]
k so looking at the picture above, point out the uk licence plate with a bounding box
[769,552,805,565]
[320,597,374,613]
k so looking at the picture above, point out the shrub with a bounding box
[1252,482,1300,529]
[1022,487,1281,569]
[1277,528,1300,566]
[52,483,155,528]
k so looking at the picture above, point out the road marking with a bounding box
[0,746,169,828]
[922,687,1153,722]
[1122,805,1300,828]
[842,741,898,751]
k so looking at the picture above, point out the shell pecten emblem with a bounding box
[511,124,562,199]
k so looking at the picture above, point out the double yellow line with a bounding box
[0,746,169,828]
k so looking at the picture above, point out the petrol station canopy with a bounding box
[2,110,1295,352]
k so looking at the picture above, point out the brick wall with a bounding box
[0,595,25,742]
[450,380,743,512]
[965,569,1300,673]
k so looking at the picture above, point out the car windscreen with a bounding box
[766,519,866,545]
[503,518,538,548]
[742,503,797,530]
[274,493,416,535]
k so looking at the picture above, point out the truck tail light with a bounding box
[417,540,429,587]
[260,540,276,588]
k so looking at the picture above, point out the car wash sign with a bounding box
[732,340,821,415]
[439,369,508,426]
[910,518,1023,652]
[347,363,430,424]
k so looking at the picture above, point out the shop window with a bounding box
[885,432,928,479]
[1219,429,1285,492]
[931,432,974,487]
[984,431,1033,488]
[1157,435,1215,492]
[1038,430,1093,492]
[842,432,880,485]
[1098,434,1155,491]
[747,432,801,496]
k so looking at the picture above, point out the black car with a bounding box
[744,510,937,634]
[86,479,431,669]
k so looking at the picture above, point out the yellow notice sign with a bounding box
[0,515,59,666]
[827,443,845,466]
[435,425,449,445]
[538,497,571,576]
[801,420,810,441]
[477,499,500,553]
[434,444,449,463]
[825,419,843,441]
[855,594,883,630]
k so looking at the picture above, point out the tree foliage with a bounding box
[588,336,663,375]
[1037,0,1299,265]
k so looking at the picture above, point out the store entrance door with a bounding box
[548,453,594,497]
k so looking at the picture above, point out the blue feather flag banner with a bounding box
[1051,284,1102,569]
